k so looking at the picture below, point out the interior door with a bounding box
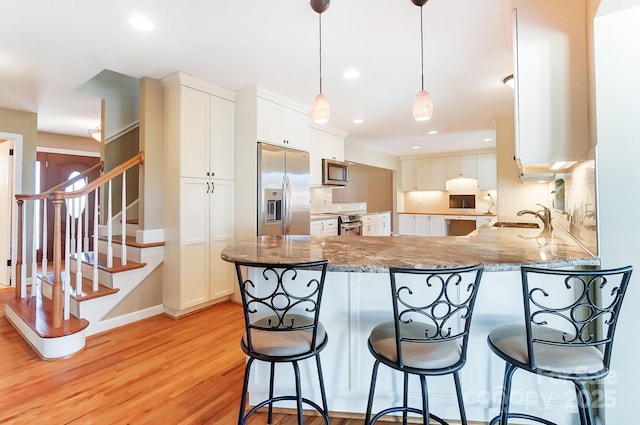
[0,139,14,286]
[37,152,101,260]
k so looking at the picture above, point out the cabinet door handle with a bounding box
[206,182,209,193]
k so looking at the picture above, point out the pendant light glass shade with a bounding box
[311,0,330,124]
[412,0,433,121]
[412,89,433,121]
[312,93,330,124]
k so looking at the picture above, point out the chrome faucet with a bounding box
[517,203,553,236]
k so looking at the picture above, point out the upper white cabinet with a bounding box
[309,125,345,186]
[476,153,497,190]
[446,155,477,180]
[257,97,309,151]
[175,86,235,180]
[400,157,447,191]
[512,0,589,165]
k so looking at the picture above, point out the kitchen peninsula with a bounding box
[221,224,597,423]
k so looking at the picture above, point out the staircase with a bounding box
[2,152,164,359]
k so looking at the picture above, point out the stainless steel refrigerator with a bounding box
[257,142,310,236]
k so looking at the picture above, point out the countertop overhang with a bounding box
[221,225,598,273]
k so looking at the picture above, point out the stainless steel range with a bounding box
[338,212,364,236]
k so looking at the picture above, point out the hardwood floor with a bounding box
[1,288,422,425]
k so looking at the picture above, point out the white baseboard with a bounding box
[86,304,165,336]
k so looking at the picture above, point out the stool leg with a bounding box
[498,363,518,425]
[292,360,304,425]
[365,360,381,425]
[315,354,330,424]
[453,371,467,425]
[268,362,275,424]
[574,381,595,425]
[403,372,409,424]
[419,375,429,425]
[238,357,254,425]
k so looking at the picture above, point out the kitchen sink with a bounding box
[492,221,540,229]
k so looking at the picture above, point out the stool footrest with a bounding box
[241,395,329,425]
[368,406,448,425]
[489,412,558,425]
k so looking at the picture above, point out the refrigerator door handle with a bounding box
[282,176,288,235]
[286,176,293,235]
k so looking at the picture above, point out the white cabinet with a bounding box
[362,212,391,236]
[257,97,309,152]
[400,159,418,191]
[446,155,478,180]
[177,86,235,180]
[311,218,338,236]
[477,153,497,190]
[309,126,345,186]
[161,73,236,316]
[512,0,589,165]
[476,216,493,228]
[398,214,444,236]
[400,158,447,191]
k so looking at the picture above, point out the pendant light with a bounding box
[411,0,433,121]
[310,0,330,124]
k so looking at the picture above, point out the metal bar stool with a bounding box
[487,265,633,425]
[364,264,484,425]
[234,260,330,425]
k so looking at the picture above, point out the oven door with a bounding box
[340,221,363,236]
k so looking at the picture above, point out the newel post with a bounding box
[51,192,64,328]
[15,199,23,299]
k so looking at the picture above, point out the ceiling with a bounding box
[0,0,515,157]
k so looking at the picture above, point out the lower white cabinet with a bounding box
[164,178,235,316]
[311,218,338,236]
[398,214,445,236]
[362,212,391,236]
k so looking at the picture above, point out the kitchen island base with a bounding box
[244,269,582,424]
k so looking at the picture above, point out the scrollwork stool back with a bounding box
[487,265,633,425]
[235,260,329,425]
[364,264,484,425]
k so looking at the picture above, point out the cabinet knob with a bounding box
[206,172,210,177]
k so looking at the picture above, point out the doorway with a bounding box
[0,133,21,288]
[36,152,101,261]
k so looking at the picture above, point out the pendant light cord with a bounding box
[420,5,424,91]
[319,13,323,94]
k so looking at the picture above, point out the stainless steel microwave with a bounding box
[322,159,349,186]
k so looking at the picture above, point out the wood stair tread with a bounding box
[70,251,146,273]
[3,293,89,338]
[97,234,165,248]
[39,272,120,301]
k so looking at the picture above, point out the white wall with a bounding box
[593,3,640,423]
[344,139,398,170]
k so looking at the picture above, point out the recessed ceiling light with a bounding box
[129,15,154,31]
[483,138,493,142]
[412,146,421,149]
[353,119,364,124]
[428,130,438,135]
[344,69,360,79]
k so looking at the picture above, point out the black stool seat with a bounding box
[487,265,633,425]
[234,260,330,425]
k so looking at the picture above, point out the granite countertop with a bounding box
[221,225,598,273]
[399,211,497,217]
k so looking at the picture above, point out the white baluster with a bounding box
[75,208,83,296]
[121,171,127,265]
[63,211,70,320]
[92,188,99,292]
[42,201,48,278]
[70,206,76,255]
[107,180,113,268]
[83,192,89,253]
[31,199,39,297]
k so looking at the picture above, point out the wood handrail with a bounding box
[46,161,105,193]
[15,161,105,202]
[50,152,143,201]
